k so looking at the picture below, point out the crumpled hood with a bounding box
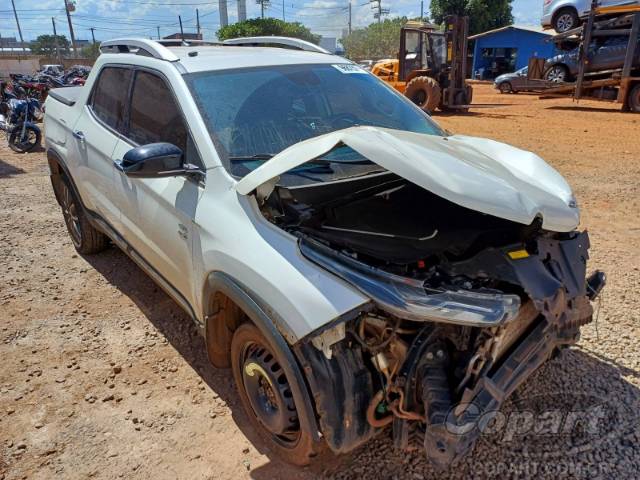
[235,126,579,232]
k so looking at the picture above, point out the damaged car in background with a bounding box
[45,39,606,468]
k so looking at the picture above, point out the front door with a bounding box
[111,69,204,307]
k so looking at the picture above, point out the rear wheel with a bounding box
[231,323,317,465]
[628,83,640,113]
[56,176,109,254]
[405,76,441,113]
[553,8,580,33]
[545,64,569,83]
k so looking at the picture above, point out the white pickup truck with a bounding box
[44,37,605,467]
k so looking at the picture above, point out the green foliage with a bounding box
[342,18,408,61]
[430,0,513,35]
[30,34,70,56]
[81,43,100,60]
[216,18,320,44]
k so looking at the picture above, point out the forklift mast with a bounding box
[444,15,469,106]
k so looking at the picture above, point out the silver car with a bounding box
[493,67,551,93]
[542,0,639,33]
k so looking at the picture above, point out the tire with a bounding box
[498,82,512,94]
[231,322,317,465]
[628,83,640,113]
[553,8,580,33]
[404,76,441,113]
[8,124,41,153]
[56,175,109,254]
[545,64,569,83]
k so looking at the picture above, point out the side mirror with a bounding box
[115,142,185,177]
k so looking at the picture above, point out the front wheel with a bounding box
[8,124,41,153]
[498,82,513,94]
[231,323,317,465]
[404,76,441,113]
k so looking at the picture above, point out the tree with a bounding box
[217,18,320,44]
[342,18,407,61]
[30,34,70,56]
[81,43,100,60]
[430,0,513,35]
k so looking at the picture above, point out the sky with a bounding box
[1,0,543,43]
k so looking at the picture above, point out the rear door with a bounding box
[71,66,132,230]
[111,68,204,305]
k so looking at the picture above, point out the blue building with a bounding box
[469,25,556,80]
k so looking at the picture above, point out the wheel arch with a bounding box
[202,271,321,441]
[47,148,79,208]
[545,62,572,80]
[552,5,578,24]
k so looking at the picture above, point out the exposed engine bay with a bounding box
[257,163,605,466]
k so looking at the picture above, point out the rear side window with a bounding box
[91,67,132,132]
[128,71,188,152]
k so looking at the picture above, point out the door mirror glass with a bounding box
[116,142,184,177]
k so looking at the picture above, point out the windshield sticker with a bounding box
[332,64,367,74]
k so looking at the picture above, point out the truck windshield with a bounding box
[184,63,445,176]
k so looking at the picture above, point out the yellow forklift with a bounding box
[371,16,473,112]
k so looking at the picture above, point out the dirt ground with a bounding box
[1,84,639,479]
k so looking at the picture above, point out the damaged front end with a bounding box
[242,127,605,466]
[293,230,604,466]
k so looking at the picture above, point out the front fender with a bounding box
[202,271,321,442]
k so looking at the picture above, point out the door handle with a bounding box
[72,130,85,141]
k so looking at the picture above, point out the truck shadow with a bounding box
[0,158,26,177]
[83,245,330,479]
[82,246,640,480]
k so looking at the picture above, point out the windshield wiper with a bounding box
[229,154,274,162]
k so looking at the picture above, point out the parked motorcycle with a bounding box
[0,97,42,153]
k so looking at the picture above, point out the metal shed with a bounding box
[469,25,556,80]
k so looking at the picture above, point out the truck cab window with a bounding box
[128,70,203,169]
[90,67,132,133]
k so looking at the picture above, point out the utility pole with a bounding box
[157,26,161,39]
[219,0,228,27]
[420,0,423,20]
[348,1,352,34]
[178,15,184,41]
[196,8,201,37]
[52,18,62,63]
[257,0,269,19]
[90,27,96,45]
[10,0,26,53]
[64,0,77,56]
[369,0,388,23]
[282,0,285,20]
